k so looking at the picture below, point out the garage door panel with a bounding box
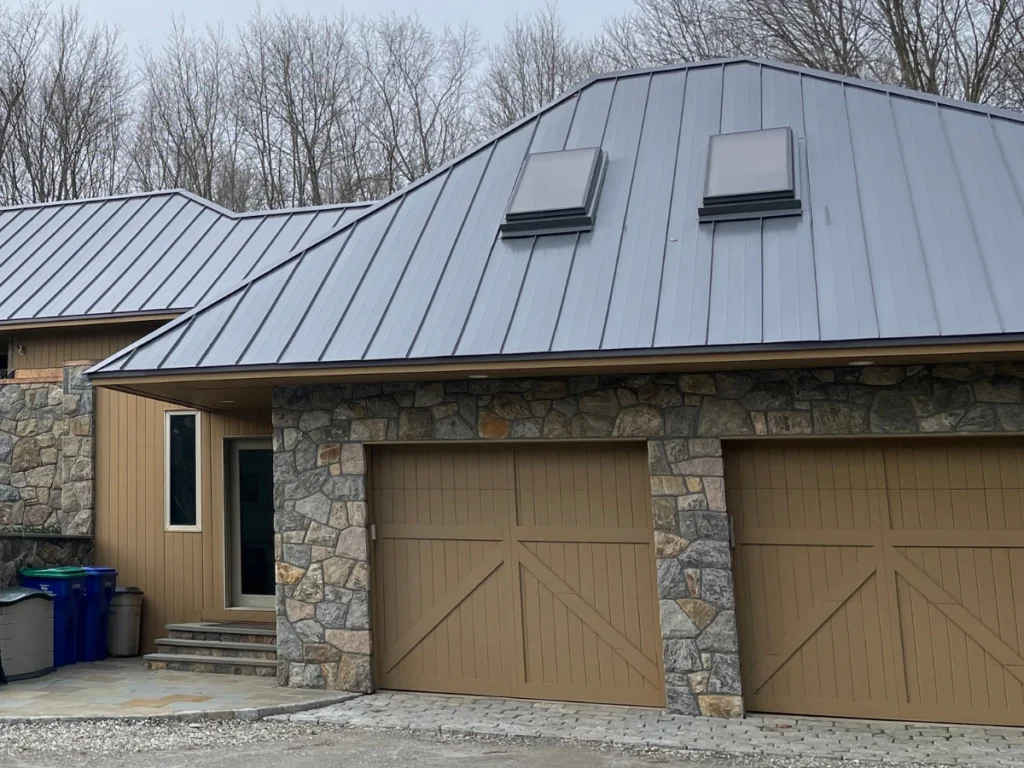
[372,443,663,707]
[731,439,1024,726]
[761,578,892,707]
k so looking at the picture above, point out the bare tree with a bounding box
[10,5,132,202]
[479,2,601,131]
[132,18,234,203]
[359,15,480,192]
[601,0,752,69]
[743,0,882,78]
[0,2,48,204]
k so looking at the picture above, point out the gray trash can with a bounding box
[0,587,55,681]
[107,586,143,657]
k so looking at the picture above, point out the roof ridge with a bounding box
[591,57,1024,125]
[0,188,374,219]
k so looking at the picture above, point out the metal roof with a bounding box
[91,58,1024,377]
[0,189,369,326]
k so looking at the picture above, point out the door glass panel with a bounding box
[238,448,274,596]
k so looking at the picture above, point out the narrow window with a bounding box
[165,411,200,531]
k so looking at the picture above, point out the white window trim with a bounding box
[164,410,202,532]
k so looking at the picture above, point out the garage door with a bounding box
[369,443,664,707]
[728,440,1024,726]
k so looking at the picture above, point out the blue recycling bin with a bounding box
[80,567,117,662]
[18,567,86,667]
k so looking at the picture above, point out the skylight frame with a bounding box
[698,127,802,220]
[500,147,608,238]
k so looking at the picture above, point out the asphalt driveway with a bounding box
[3,727,740,768]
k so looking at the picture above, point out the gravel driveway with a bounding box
[0,719,940,768]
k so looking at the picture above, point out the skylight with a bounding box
[500,148,607,237]
[699,127,801,220]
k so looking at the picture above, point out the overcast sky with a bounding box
[73,0,632,52]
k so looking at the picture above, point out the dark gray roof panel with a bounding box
[760,68,818,343]
[410,124,536,359]
[367,147,492,361]
[277,202,400,364]
[602,71,687,351]
[92,58,1024,377]
[0,190,369,324]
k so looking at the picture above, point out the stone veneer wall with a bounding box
[0,534,94,587]
[0,364,96,584]
[272,361,1024,716]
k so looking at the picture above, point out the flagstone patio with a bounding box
[0,657,352,720]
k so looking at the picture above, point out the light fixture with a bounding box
[468,374,489,379]
[218,399,236,404]
[848,361,874,367]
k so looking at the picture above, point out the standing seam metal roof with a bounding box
[0,189,369,326]
[91,58,1024,376]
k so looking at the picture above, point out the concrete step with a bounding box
[144,652,278,677]
[154,637,277,661]
[165,622,276,645]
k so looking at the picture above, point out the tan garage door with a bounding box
[728,440,1024,726]
[370,443,664,707]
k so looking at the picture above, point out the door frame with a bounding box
[226,436,275,611]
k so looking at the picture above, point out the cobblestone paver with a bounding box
[287,692,1024,766]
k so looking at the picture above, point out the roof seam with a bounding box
[599,73,656,350]
[36,197,173,320]
[153,314,199,371]
[881,91,941,335]
[549,79,618,351]
[234,257,304,366]
[117,210,221,313]
[839,83,882,340]
[56,198,194,319]
[87,205,207,316]
[0,205,82,287]
[498,237,539,354]
[163,218,249,308]
[242,213,315,282]
[274,226,359,364]
[405,141,500,359]
[360,168,456,361]
[195,283,254,368]
[796,74,823,343]
[453,118,543,358]
[316,197,409,363]
[935,98,1005,333]
[0,202,111,317]
[190,219,289,306]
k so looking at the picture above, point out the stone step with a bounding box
[154,637,277,660]
[144,652,278,677]
[165,622,276,645]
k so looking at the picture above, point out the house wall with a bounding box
[0,365,95,586]
[271,361,1024,717]
[10,326,155,372]
[0,323,276,651]
[95,387,273,651]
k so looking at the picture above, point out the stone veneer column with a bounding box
[272,363,1024,715]
[272,386,372,691]
[60,365,95,536]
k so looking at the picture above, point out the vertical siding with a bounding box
[94,387,271,652]
[12,326,160,370]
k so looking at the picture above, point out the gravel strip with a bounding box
[0,719,315,756]
[0,718,941,768]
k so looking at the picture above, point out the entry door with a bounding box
[229,438,275,610]
[370,443,664,707]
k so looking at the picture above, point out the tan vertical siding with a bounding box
[95,387,272,652]
[12,325,161,370]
